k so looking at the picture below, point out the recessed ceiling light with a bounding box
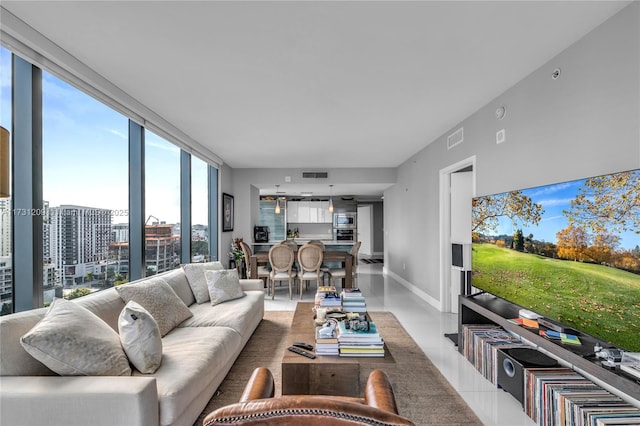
[301,192,312,197]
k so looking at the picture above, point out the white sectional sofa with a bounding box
[0,264,265,426]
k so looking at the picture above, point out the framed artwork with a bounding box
[222,193,234,232]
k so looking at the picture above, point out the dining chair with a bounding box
[268,244,297,299]
[328,241,361,288]
[239,241,270,288]
[297,243,324,299]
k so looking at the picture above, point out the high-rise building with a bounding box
[112,223,129,243]
[48,205,112,286]
[0,198,11,257]
[145,223,180,275]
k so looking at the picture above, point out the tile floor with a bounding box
[264,262,536,426]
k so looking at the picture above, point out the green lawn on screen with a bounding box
[472,243,640,351]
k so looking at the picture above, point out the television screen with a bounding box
[471,169,640,351]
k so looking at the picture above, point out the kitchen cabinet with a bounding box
[287,201,332,223]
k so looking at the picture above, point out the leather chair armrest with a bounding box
[239,367,275,402]
[203,396,415,425]
[364,369,400,414]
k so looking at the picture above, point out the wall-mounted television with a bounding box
[471,169,640,352]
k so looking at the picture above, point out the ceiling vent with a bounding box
[447,127,464,150]
[302,171,329,179]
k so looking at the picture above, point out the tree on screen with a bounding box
[472,191,544,236]
[565,170,640,235]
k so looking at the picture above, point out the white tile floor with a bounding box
[264,262,536,426]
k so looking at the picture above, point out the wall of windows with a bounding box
[0,47,219,314]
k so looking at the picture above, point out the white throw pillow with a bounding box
[118,301,162,374]
[182,261,225,304]
[116,277,193,337]
[205,269,245,306]
[20,298,131,376]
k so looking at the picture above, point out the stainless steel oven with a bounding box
[334,213,356,228]
[334,228,355,241]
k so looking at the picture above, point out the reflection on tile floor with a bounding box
[264,262,536,426]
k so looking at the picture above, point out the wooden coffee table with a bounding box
[281,302,395,397]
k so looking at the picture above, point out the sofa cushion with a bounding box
[74,287,126,332]
[182,261,224,304]
[116,277,193,337]
[118,301,163,374]
[136,326,241,426]
[159,268,196,307]
[180,291,264,343]
[205,269,245,306]
[20,298,131,376]
[0,307,54,376]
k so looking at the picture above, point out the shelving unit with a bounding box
[459,294,640,405]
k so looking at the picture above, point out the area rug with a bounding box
[360,258,384,264]
[194,310,482,425]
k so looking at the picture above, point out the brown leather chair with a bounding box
[203,367,415,425]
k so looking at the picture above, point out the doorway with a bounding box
[357,204,373,256]
[439,156,476,313]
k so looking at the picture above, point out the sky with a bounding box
[0,46,210,226]
[487,175,639,251]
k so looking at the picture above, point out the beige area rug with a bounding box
[194,310,482,425]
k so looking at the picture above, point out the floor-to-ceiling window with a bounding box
[0,46,13,315]
[42,70,129,301]
[0,45,219,313]
[144,131,181,276]
[191,156,209,262]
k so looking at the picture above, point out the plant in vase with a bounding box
[227,238,245,274]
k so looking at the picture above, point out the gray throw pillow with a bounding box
[182,261,225,304]
[205,269,245,306]
[116,277,193,337]
[118,301,162,374]
[20,298,131,376]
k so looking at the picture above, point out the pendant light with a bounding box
[275,185,281,214]
[328,185,334,213]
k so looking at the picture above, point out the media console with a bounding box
[458,294,640,405]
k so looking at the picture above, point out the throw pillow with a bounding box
[182,261,225,304]
[116,277,193,337]
[20,298,131,376]
[205,269,245,306]
[118,301,162,374]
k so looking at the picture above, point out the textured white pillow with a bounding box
[182,261,225,304]
[205,269,245,306]
[20,298,131,376]
[118,301,162,374]
[116,277,193,337]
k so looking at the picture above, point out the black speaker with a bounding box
[497,348,558,406]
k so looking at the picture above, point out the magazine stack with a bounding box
[315,322,339,356]
[337,315,384,357]
[341,288,367,313]
[315,286,342,309]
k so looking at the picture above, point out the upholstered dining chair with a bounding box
[202,367,415,425]
[268,244,297,299]
[296,242,324,298]
[328,240,361,288]
[239,241,270,288]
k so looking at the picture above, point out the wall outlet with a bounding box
[403,263,406,270]
[496,129,506,144]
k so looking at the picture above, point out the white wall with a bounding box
[385,3,640,307]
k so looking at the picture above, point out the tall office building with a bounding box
[0,198,11,257]
[48,205,112,286]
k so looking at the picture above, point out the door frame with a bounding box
[439,155,476,312]
[357,204,373,256]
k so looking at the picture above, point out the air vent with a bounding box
[447,127,464,150]
[301,171,329,179]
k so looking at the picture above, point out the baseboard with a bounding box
[383,267,441,310]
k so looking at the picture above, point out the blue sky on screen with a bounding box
[491,176,639,250]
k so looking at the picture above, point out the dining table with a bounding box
[249,248,354,288]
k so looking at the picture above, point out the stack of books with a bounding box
[341,288,367,313]
[337,319,384,357]
[315,325,339,356]
[314,286,342,309]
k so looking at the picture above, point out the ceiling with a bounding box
[1,1,631,198]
